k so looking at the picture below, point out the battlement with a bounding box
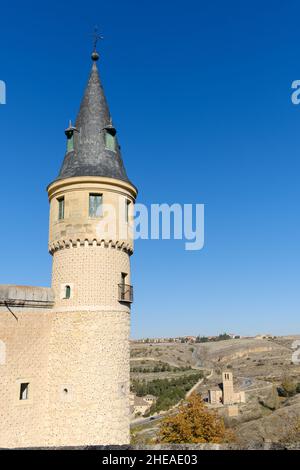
[48,238,133,255]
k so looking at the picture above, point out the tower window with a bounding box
[58,197,65,220]
[67,135,74,152]
[105,130,116,152]
[19,383,29,400]
[89,193,102,218]
[125,199,130,223]
[65,285,71,299]
[120,273,127,299]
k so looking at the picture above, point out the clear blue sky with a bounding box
[0,0,299,338]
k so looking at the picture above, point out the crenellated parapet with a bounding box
[48,238,133,255]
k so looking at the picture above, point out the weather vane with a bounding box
[92,26,104,52]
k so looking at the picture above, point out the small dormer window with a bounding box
[65,121,77,153]
[67,135,74,152]
[104,125,117,152]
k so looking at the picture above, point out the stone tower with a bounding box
[222,371,234,405]
[45,50,137,446]
[0,47,136,448]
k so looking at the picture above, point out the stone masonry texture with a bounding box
[0,176,136,448]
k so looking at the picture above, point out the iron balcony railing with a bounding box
[118,284,133,303]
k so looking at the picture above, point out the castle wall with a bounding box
[0,273,131,448]
[46,309,130,446]
[0,307,52,448]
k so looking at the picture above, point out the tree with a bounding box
[196,336,209,343]
[159,393,234,444]
[217,333,231,341]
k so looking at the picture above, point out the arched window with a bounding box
[65,285,71,299]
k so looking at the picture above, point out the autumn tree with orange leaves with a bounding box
[159,392,234,444]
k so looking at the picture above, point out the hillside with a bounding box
[130,336,300,445]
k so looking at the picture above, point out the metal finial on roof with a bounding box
[91,26,103,61]
[64,120,77,138]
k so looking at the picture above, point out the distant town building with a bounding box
[255,334,275,340]
[183,336,197,343]
[144,394,157,403]
[130,393,157,416]
[132,335,197,344]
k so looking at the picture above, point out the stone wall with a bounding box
[0,300,131,447]
[51,246,130,311]
[0,175,136,448]
[46,309,130,446]
[0,307,52,447]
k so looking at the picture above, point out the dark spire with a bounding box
[56,48,130,183]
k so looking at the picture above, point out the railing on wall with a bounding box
[118,284,133,303]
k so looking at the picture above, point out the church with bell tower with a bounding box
[0,45,137,448]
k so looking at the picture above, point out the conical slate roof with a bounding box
[56,57,130,183]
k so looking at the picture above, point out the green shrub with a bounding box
[131,373,203,414]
